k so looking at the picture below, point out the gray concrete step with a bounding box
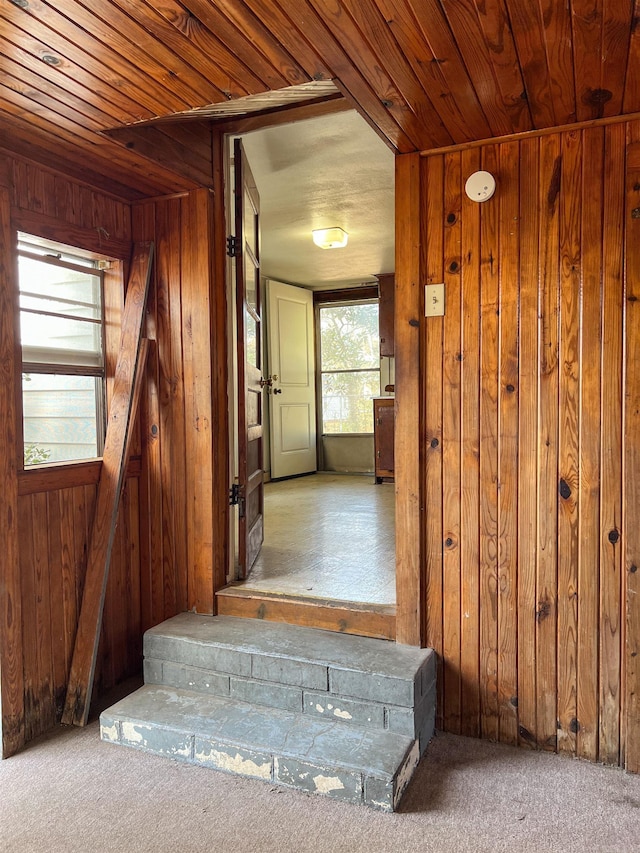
[100,684,420,811]
[143,613,435,747]
[101,614,436,810]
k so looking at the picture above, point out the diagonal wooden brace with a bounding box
[62,242,154,727]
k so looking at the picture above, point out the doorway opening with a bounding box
[221,108,396,619]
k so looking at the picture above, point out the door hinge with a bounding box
[229,483,245,518]
[226,235,240,257]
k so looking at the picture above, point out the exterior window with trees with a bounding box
[318,300,380,434]
[17,233,106,466]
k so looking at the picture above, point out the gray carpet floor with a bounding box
[1,718,639,853]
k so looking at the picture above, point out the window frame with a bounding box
[17,233,108,470]
[315,295,381,437]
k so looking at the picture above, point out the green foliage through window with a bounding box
[24,443,51,466]
[18,233,106,467]
[319,302,380,434]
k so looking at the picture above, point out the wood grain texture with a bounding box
[503,0,556,128]
[0,185,24,757]
[394,152,423,645]
[131,185,226,621]
[623,0,640,113]
[274,0,415,153]
[422,154,445,722]
[131,203,157,634]
[577,126,604,761]
[2,0,640,198]
[211,131,231,602]
[216,589,396,641]
[624,128,640,772]
[181,189,215,614]
[556,130,581,755]
[419,121,639,768]
[325,0,454,149]
[536,134,561,752]
[516,136,540,750]
[62,244,153,726]
[374,0,493,143]
[439,0,530,136]
[599,121,625,765]
[478,144,500,742]
[497,140,519,745]
[459,146,481,738]
[105,125,213,190]
[441,150,462,732]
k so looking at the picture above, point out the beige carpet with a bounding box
[1,717,639,853]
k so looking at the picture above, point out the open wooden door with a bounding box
[234,138,265,578]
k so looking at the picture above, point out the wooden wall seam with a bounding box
[395,152,423,646]
[0,151,148,755]
[419,120,637,769]
[624,122,640,772]
[0,183,25,757]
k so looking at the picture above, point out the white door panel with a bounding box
[279,404,313,453]
[267,280,317,479]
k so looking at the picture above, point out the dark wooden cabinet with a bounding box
[373,397,394,483]
[377,273,394,357]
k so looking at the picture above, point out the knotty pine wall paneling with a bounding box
[625,125,640,772]
[132,183,229,621]
[395,152,423,646]
[420,120,639,770]
[0,181,24,757]
[0,151,155,755]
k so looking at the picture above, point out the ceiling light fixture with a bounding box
[312,227,348,249]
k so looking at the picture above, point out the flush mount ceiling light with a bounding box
[312,227,348,249]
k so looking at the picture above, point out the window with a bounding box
[318,300,380,434]
[17,233,106,466]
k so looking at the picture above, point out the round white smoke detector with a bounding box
[464,170,496,202]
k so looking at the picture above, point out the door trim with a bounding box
[215,127,424,647]
[394,152,424,646]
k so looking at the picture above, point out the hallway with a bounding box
[237,473,395,606]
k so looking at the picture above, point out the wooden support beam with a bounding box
[625,138,640,772]
[394,152,424,646]
[62,243,153,727]
[0,185,25,757]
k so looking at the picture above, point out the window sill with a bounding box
[18,455,142,496]
[321,433,375,438]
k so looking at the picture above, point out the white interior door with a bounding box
[267,279,317,479]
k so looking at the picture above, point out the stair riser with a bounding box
[100,714,414,811]
[144,634,435,709]
[144,657,435,746]
[105,615,437,811]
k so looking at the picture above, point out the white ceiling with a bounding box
[240,109,395,290]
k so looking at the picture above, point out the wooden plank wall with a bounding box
[0,151,147,753]
[0,149,226,756]
[420,119,640,770]
[131,185,228,622]
[16,478,142,741]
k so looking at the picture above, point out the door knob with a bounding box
[273,388,282,395]
[259,374,279,388]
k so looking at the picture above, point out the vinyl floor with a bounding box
[237,472,396,606]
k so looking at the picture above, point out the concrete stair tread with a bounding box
[101,683,415,781]
[102,615,436,809]
[145,613,433,706]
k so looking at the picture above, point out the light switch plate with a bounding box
[425,283,445,317]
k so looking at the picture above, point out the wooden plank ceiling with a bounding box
[1,0,639,198]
